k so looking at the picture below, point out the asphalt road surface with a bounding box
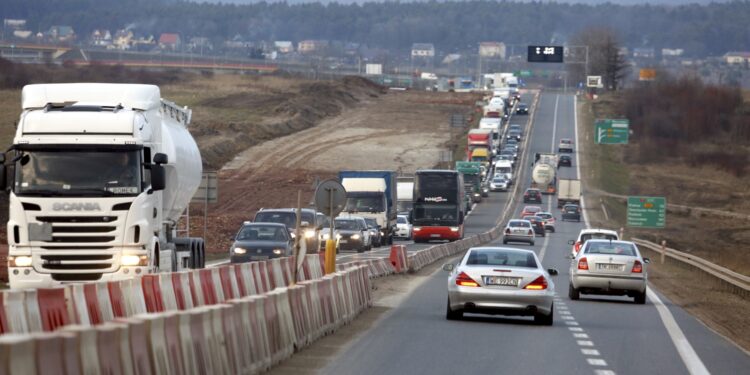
[321,92,750,375]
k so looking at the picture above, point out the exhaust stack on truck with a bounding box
[3,83,205,289]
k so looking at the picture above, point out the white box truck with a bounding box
[3,83,205,289]
[557,179,581,208]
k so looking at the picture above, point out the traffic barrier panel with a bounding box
[35,332,70,375]
[163,312,185,375]
[176,311,199,374]
[188,307,216,373]
[60,331,83,375]
[172,271,194,310]
[0,334,36,375]
[59,325,102,375]
[112,317,151,375]
[107,281,128,318]
[207,305,232,374]
[231,264,248,297]
[66,284,91,326]
[2,290,30,333]
[96,322,131,375]
[36,288,70,332]
[23,290,43,333]
[121,279,147,317]
[139,313,170,375]
[220,303,242,374]
[158,274,179,312]
[218,266,238,301]
[141,274,165,313]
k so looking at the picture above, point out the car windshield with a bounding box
[537,213,552,219]
[564,206,579,212]
[236,225,289,241]
[585,242,637,256]
[13,149,142,197]
[492,178,506,183]
[335,219,360,230]
[397,216,408,224]
[508,221,530,228]
[582,233,618,242]
[364,218,378,228]
[466,249,538,268]
[255,211,302,228]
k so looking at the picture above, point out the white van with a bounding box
[493,160,514,183]
[479,118,502,147]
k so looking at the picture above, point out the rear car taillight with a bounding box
[632,260,643,273]
[578,257,589,270]
[524,276,548,290]
[574,242,582,253]
[527,230,533,235]
[456,272,480,287]
[505,228,511,234]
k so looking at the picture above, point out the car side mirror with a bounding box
[150,164,166,192]
[547,268,558,276]
[567,240,575,245]
[643,258,651,264]
[442,263,455,272]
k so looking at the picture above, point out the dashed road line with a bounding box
[587,358,608,367]
[581,349,600,356]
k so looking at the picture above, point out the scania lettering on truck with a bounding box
[339,171,397,245]
[3,83,205,289]
[411,170,465,243]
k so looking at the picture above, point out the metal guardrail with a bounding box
[632,238,750,298]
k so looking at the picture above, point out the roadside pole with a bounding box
[293,190,302,284]
[325,188,337,274]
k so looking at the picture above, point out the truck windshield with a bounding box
[13,150,142,197]
[345,196,384,213]
[396,200,413,213]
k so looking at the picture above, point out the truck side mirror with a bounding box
[0,164,6,191]
[151,164,166,191]
[153,153,168,165]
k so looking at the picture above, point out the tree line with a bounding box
[2,0,749,57]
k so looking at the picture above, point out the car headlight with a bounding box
[490,184,496,188]
[473,193,480,197]
[336,234,342,239]
[121,254,148,266]
[233,247,247,254]
[413,227,421,231]
[290,232,296,238]
[304,230,316,239]
[351,234,361,240]
[380,231,384,236]
[322,233,330,240]
[450,227,459,232]
[9,255,33,267]
[272,249,284,255]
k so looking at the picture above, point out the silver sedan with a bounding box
[444,247,557,325]
[569,240,649,304]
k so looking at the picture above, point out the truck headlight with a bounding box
[9,255,32,267]
[273,249,284,255]
[233,247,247,254]
[450,227,460,232]
[413,227,421,231]
[322,233,330,240]
[122,255,148,266]
[304,230,316,239]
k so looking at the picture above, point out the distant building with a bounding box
[633,47,655,59]
[48,25,76,42]
[298,40,329,54]
[411,43,435,58]
[479,42,506,59]
[724,52,750,65]
[274,41,294,54]
[158,33,181,51]
[113,30,134,50]
[188,37,213,53]
[90,29,112,47]
[661,48,684,57]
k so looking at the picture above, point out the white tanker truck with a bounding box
[3,83,205,289]
[531,153,558,195]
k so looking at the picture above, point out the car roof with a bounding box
[508,219,532,224]
[525,188,540,192]
[468,246,536,256]
[242,222,288,228]
[258,208,316,213]
[579,228,618,235]
[523,205,541,209]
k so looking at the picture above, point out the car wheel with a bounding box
[568,283,580,300]
[534,304,553,326]
[446,298,463,320]
[503,239,508,244]
[529,240,535,246]
[550,228,556,233]
[634,290,647,305]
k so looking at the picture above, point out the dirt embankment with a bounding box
[198,89,481,255]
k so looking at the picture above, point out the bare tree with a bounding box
[568,27,629,91]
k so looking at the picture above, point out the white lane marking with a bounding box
[595,370,617,375]
[559,310,572,315]
[577,340,594,347]
[572,95,590,227]
[587,358,608,367]
[207,259,229,268]
[569,327,584,332]
[574,333,589,339]
[581,349,600,356]
[647,289,710,375]
[565,321,580,326]
[466,203,478,217]
[538,94,559,261]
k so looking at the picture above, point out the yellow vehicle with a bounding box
[470,148,490,169]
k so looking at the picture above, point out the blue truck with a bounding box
[338,170,397,245]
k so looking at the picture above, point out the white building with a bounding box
[479,42,506,59]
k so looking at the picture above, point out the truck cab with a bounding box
[3,83,205,289]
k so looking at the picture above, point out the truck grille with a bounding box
[31,214,125,275]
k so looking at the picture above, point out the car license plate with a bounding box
[250,256,268,261]
[597,263,623,271]
[340,240,348,244]
[430,234,441,238]
[513,229,526,234]
[483,276,520,287]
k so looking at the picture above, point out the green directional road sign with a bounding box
[595,119,629,144]
[627,196,666,228]
[519,70,533,77]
